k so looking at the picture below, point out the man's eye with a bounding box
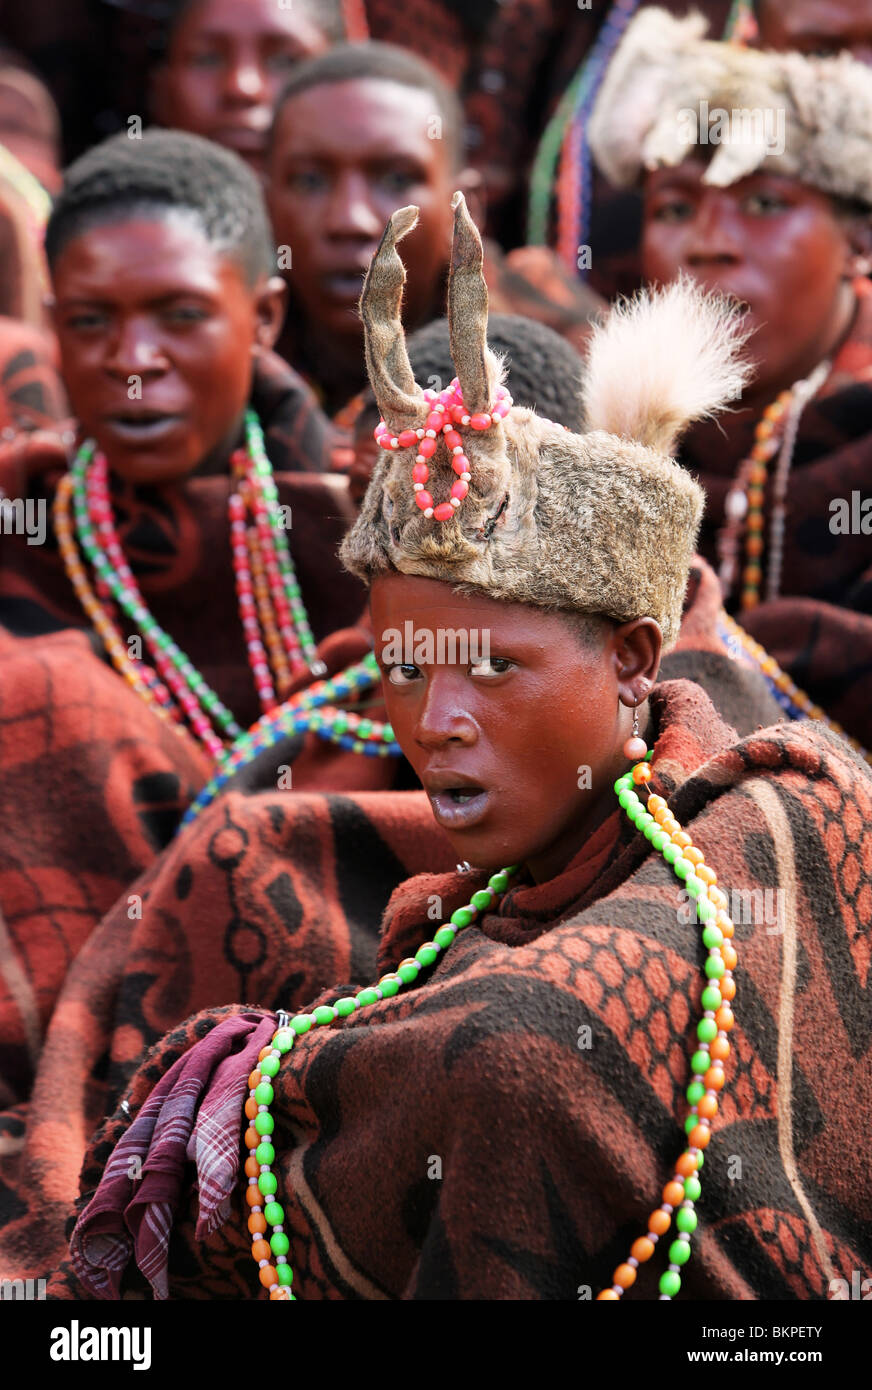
[286,170,327,193]
[387,664,421,686]
[67,313,107,331]
[469,657,513,678]
[268,51,302,71]
[187,50,223,70]
[381,170,419,193]
[164,306,209,324]
[651,200,693,223]
[744,193,789,215]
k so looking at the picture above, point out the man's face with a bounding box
[370,573,638,882]
[152,0,329,172]
[756,0,872,65]
[52,215,283,485]
[267,78,456,347]
[642,159,856,395]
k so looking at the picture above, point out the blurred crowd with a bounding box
[0,0,871,1307]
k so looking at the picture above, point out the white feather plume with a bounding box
[580,275,753,455]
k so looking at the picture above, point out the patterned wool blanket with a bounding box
[50,675,872,1300]
[0,625,210,1105]
[0,556,788,1283]
[0,789,454,1286]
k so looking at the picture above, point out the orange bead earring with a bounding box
[623,698,648,763]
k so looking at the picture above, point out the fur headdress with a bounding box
[588,7,872,205]
[340,192,750,650]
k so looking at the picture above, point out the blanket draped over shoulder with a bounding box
[0,625,211,1105]
[39,675,872,1300]
[0,554,781,1108]
[0,555,788,1282]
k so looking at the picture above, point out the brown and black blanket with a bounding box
[0,552,781,1109]
[48,674,872,1300]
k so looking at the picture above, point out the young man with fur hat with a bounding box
[51,193,872,1303]
[589,6,872,756]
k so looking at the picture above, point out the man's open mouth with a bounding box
[427,786,489,830]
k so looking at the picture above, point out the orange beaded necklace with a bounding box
[717,360,831,610]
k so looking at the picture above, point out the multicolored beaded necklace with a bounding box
[718,608,871,766]
[179,653,401,829]
[717,361,830,611]
[527,0,641,259]
[242,732,739,1302]
[54,411,325,761]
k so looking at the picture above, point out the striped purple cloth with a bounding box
[69,1009,274,1299]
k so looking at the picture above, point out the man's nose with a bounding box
[413,671,478,750]
[323,171,384,241]
[105,320,168,377]
[685,193,743,266]
[223,49,268,104]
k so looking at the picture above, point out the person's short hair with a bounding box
[270,41,466,171]
[408,312,587,431]
[559,607,615,652]
[153,0,342,58]
[45,129,274,284]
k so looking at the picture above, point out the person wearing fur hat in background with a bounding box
[48,194,872,1303]
[588,7,872,760]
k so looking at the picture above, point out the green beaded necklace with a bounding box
[244,750,739,1302]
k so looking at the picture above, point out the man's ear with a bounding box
[613,616,663,693]
[253,275,288,352]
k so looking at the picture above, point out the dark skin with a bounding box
[150,0,329,173]
[266,78,476,415]
[370,572,661,884]
[49,214,286,486]
[756,0,872,65]
[642,158,867,415]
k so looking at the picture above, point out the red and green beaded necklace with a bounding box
[243,747,739,1302]
[57,410,325,760]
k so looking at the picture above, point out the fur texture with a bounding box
[582,276,752,454]
[341,193,749,650]
[588,6,872,206]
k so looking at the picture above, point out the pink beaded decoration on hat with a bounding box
[374,376,513,523]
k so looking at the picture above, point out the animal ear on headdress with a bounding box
[358,204,426,431]
[447,190,502,415]
[580,275,752,455]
